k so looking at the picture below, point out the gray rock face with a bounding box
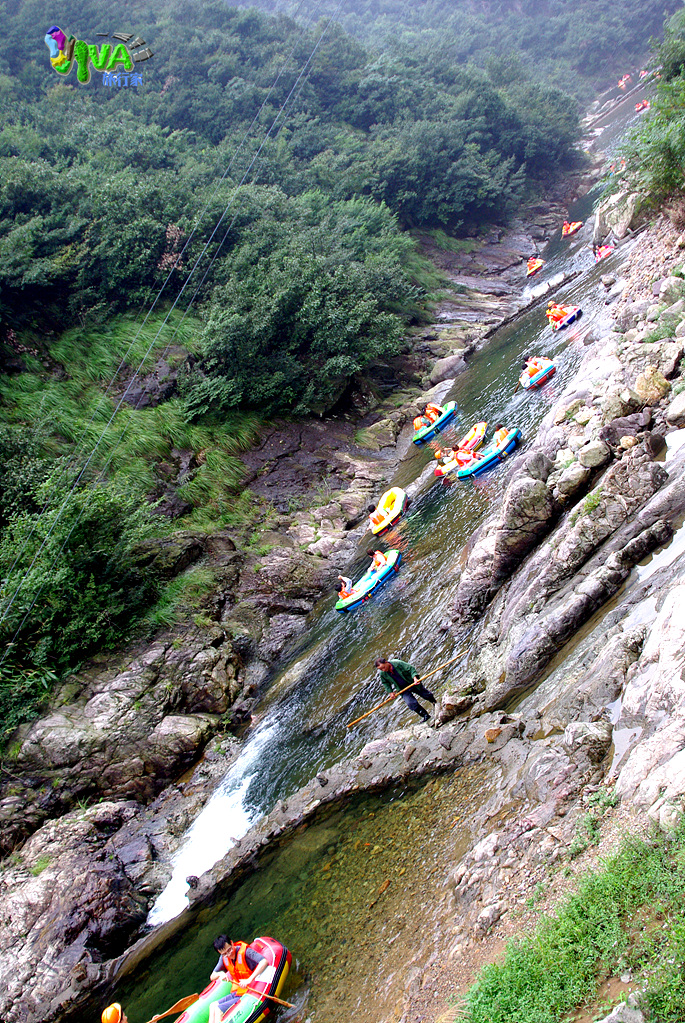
[666,389,685,425]
[0,630,245,855]
[453,452,558,618]
[562,720,613,763]
[578,439,611,467]
[0,802,150,1023]
[556,461,591,498]
[429,353,467,385]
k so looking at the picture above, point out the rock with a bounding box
[619,435,638,449]
[659,275,684,305]
[674,319,685,338]
[556,462,591,498]
[574,406,594,426]
[485,727,502,743]
[578,440,611,468]
[476,903,502,932]
[562,721,613,764]
[597,191,641,240]
[601,388,643,422]
[660,298,685,326]
[666,389,685,425]
[601,274,617,288]
[429,354,467,385]
[594,1000,645,1023]
[130,532,207,579]
[338,490,370,526]
[453,452,558,618]
[634,365,671,404]
[355,417,401,451]
[599,410,651,446]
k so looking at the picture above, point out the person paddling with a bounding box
[374,656,437,724]
[208,936,268,1023]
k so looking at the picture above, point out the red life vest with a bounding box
[222,942,252,983]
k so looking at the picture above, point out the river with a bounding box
[116,86,657,1022]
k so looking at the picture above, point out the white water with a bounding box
[148,718,278,925]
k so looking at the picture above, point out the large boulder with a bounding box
[666,389,685,425]
[429,353,467,385]
[634,365,671,404]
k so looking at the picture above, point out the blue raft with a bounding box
[335,550,402,612]
[457,428,522,478]
[412,401,458,444]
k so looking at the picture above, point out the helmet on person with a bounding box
[102,1006,123,1023]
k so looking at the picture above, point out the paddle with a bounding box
[240,986,295,1008]
[145,993,199,1023]
[346,653,462,728]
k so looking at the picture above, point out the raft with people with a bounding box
[561,220,583,237]
[433,421,487,476]
[526,257,544,277]
[456,427,522,478]
[594,244,614,262]
[548,304,582,330]
[519,357,556,390]
[178,937,291,1023]
[412,400,458,444]
[335,549,401,612]
[368,487,409,535]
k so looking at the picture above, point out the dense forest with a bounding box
[0,0,678,735]
[235,0,685,101]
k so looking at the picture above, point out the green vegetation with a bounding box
[462,818,685,1023]
[623,10,685,203]
[241,0,681,101]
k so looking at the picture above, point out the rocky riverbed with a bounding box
[22,206,685,1023]
[2,169,653,1023]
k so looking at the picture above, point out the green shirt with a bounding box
[378,658,418,694]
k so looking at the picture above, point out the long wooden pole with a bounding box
[346,653,461,728]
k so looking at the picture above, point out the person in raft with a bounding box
[374,657,437,724]
[368,503,385,529]
[492,423,509,445]
[366,549,388,572]
[208,935,268,1023]
[337,574,354,599]
[102,1006,128,1023]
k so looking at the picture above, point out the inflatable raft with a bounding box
[561,221,583,237]
[178,937,291,1023]
[551,306,582,330]
[412,401,458,444]
[519,360,556,390]
[434,422,487,476]
[335,549,401,612]
[526,257,544,277]
[457,428,522,479]
[370,487,409,535]
[595,245,614,262]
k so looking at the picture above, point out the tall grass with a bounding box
[0,309,262,519]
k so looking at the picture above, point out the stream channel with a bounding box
[117,87,658,1023]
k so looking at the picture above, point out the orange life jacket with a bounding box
[371,551,387,570]
[369,509,384,526]
[424,403,443,423]
[494,428,508,445]
[222,942,252,983]
[413,415,429,431]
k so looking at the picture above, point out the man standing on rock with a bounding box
[374,657,437,725]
